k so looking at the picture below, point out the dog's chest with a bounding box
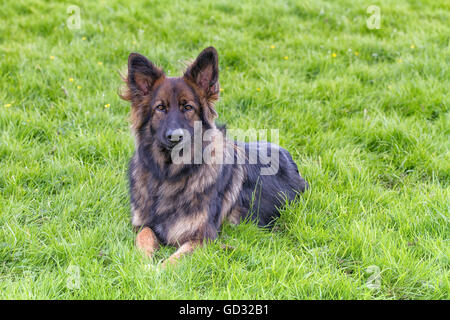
[148,165,221,245]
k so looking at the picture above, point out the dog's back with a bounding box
[229,141,308,227]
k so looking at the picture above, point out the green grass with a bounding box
[0,0,449,299]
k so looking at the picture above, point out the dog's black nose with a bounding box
[166,128,184,143]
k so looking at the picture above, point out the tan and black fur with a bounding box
[120,47,308,266]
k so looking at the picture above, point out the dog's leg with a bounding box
[162,240,201,268]
[136,227,159,258]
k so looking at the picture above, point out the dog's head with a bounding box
[121,47,220,155]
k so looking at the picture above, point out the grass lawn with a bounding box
[0,0,448,299]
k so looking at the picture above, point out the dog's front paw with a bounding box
[136,227,159,258]
[161,257,177,269]
[161,240,201,268]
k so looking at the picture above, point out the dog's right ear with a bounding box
[127,53,164,96]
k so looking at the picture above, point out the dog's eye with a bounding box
[184,104,193,111]
[156,104,165,111]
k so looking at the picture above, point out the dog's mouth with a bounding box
[159,141,184,153]
[159,142,175,152]
[159,140,192,162]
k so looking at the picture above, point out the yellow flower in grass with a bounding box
[98,61,103,66]
[283,56,289,60]
[397,59,403,63]
[270,45,275,49]
[77,85,82,89]
[219,88,224,92]
[82,37,87,41]
[104,103,110,108]
[69,78,74,82]
[4,103,11,108]
[256,88,261,92]
[331,53,337,58]
[50,56,55,60]
[410,44,415,49]
[354,51,359,56]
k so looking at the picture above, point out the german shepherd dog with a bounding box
[120,47,308,266]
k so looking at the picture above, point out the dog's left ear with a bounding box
[127,52,164,96]
[184,47,219,118]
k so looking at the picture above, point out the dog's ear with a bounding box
[127,53,164,96]
[184,47,219,108]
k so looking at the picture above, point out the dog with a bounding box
[120,47,308,266]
